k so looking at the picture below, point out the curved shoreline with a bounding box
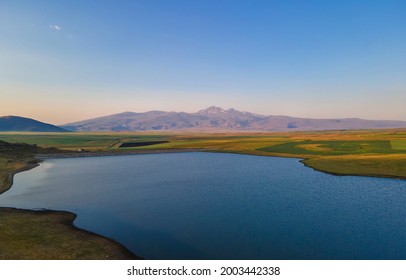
[0,207,139,260]
[211,150,406,180]
[35,148,208,159]
[0,148,208,260]
[299,158,406,180]
[0,161,39,195]
[38,148,406,180]
[0,158,143,260]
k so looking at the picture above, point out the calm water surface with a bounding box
[1,152,406,259]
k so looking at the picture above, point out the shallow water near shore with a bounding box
[1,152,406,259]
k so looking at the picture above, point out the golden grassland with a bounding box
[1,129,406,179]
[0,208,137,260]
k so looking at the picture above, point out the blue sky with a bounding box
[1,0,405,123]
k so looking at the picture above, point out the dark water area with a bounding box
[119,141,168,148]
[1,152,406,259]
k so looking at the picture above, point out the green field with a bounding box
[259,140,403,155]
[1,129,406,179]
[0,132,170,150]
[391,140,406,150]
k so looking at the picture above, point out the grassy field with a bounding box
[0,141,39,194]
[391,140,406,150]
[0,208,137,260]
[0,132,167,150]
[1,129,405,179]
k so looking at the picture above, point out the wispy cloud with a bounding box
[49,24,61,31]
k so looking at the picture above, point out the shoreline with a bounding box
[35,148,208,160]
[36,148,406,181]
[299,158,406,181]
[0,148,208,260]
[210,150,406,180]
[0,207,139,260]
[0,161,40,195]
[0,156,143,260]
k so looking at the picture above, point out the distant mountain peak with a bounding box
[197,106,228,115]
[196,106,264,118]
[114,111,138,117]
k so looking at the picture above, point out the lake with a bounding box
[1,152,406,259]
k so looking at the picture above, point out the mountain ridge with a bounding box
[62,107,406,132]
[0,116,68,132]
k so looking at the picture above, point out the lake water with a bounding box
[1,152,406,259]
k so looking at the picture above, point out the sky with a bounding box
[1,0,405,124]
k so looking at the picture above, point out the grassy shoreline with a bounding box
[0,144,141,260]
[0,164,141,259]
[209,149,406,180]
[36,147,406,180]
[0,160,39,195]
[300,155,406,180]
[0,207,138,260]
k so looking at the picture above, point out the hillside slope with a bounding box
[0,116,68,132]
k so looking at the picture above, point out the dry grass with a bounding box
[0,208,137,259]
[304,154,406,179]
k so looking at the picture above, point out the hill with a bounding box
[62,106,406,132]
[0,116,68,132]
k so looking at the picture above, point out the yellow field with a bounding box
[391,140,406,150]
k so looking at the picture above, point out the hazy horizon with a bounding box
[1,0,405,123]
[62,106,406,125]
[4,105,406,128]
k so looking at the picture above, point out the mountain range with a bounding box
[0,116,67,132]
[62,106,406,132]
